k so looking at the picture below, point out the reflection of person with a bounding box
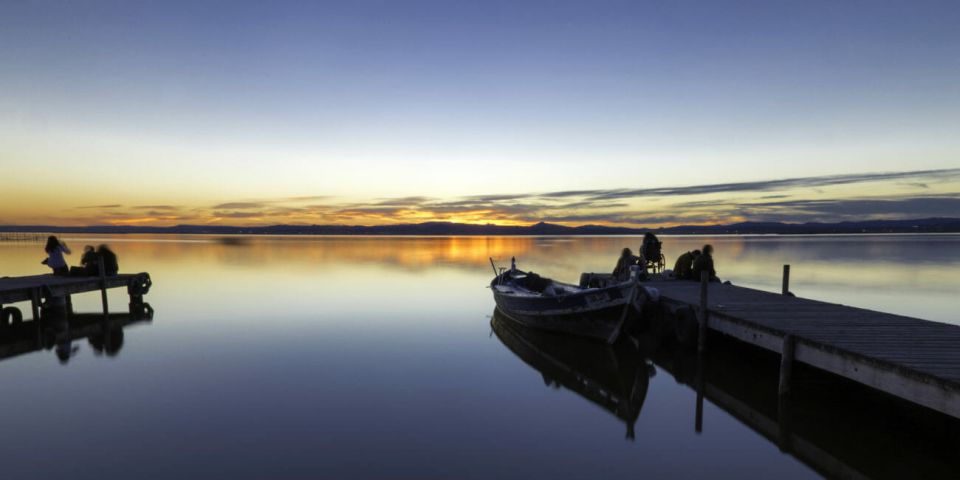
[612,248,639,281]
[41,236,71,276]
[691,244,719,282]
[89,328,124,357]
[673,250,701,280]
[97,244,119,276]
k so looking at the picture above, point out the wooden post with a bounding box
[697,270,709,353]
[781,264,791,296]
[778,334,796,397]
[98,257,109,316]
[30,288,41,321]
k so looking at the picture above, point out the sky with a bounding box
[1,0,958,227]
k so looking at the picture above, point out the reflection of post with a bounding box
[777,391,793,452]
[30,288,41,321]
[778,334,795,397]
[697,271,708,353]
[781,264,791,296]
[98,257,109,316]
[695,352,705,434]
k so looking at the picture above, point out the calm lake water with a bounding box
[0,234,958,479]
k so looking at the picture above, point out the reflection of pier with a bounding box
[491,311,654,439]
[0,304,154,364]
[648,334,960,480]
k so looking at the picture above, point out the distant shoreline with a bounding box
[2,218,959,236]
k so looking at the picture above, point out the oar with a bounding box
[489,257,499,276]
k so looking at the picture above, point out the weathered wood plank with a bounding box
[647,278,960,418]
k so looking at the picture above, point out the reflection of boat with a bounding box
[491,310,654,439]
[490,261,643,342]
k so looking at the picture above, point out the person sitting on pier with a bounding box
[639,232,662,272]
[691,244,719,282]
[97,244,119,276]
[70,245,99,276]
[41,235,71,276]
[673,249,701,280]
[612,247,639,281]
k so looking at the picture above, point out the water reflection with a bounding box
[0,302,153,365]
[492,303,960,479]
[492,310,655,440]
[645,332,960,479]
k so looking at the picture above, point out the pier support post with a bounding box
[98,257,109,316]
[697,271,709,353]
[778,334,796,397]
[30,288,41,321]
[781,265,791,296]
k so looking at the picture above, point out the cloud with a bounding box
[744,196,960,219]
[76,204,123,209]
[212,211,265,218]
[561,168,960,201]
[132,205,180,210]
[211,202,265,209]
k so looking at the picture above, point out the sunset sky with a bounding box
[2,1,958,227]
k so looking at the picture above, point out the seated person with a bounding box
[673,250,701,280]
[97,244,119,276]
[69,245,99,276]
[612,247,640,281]
[691,244,720,282]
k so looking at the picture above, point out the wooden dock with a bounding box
[645,273,960,419]
[0,273,152,322]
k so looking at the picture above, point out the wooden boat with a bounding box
[489,258,644,343]
[491,311,655,440]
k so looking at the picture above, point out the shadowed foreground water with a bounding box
[0,234,957,479]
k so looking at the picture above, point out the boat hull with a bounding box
[491,275,642,341]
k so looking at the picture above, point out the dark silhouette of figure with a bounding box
[691,244,719,282]
[673,250,701,280]
[89,328,124,357]
[612,247,639,281]
[640,232,662,272]
[41,236,71,276]
[70,245,99,276]
[97,244,119,276]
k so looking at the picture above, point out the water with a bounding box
[0,234,957,479]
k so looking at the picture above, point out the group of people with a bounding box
[42,235,118,277]
[673,244,718,282]
[611,233,719,283]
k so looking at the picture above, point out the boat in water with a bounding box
[491,310,655,440]
[489,258,646,343]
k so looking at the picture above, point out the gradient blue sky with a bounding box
[1,1,958,225]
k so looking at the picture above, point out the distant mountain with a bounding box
[2,218,959,235]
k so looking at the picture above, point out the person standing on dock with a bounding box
[691,244,719,282]
[41,236,71,276]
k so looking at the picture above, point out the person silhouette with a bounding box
[41,236,71,276]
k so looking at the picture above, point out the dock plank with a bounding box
[647,278,960,417]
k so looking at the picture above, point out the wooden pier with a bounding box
[0,272,152,322]
[646,270,960,419]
